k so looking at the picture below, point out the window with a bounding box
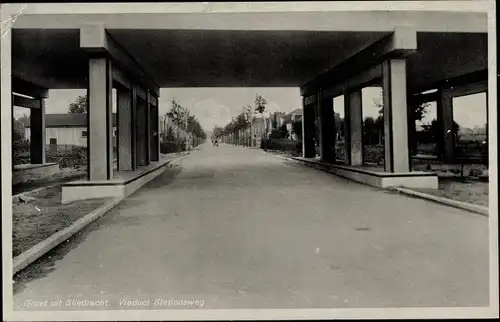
[49,138,57,145]
[82,130,88,137]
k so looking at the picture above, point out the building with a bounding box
[25,113,117,148]
[283,109,303,139]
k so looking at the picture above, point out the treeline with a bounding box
[162,98,207,153]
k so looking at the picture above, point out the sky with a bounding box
[13,87,487,131]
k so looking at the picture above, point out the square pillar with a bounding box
[156,100,161,160]
[146,92,151,165]
[345,89,363,166]
[407,97,418,157]
[150,98,160,162]
[438,88,454,163]
[318,91,336,163]
[302,96,316,158]
[30,99,46,164]
[131,85,138,170]
[382,59,410,172]
[136,96,147,167]
[117,87,133,171]
[88,57,113,180]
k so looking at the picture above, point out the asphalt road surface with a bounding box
[13,143,489,310]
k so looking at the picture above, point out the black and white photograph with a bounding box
[1,1,498,320]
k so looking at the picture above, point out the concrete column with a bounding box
[407,98,418,157]
[150,100,160,162]
[438,88,454,163]
[145,92,151,165]
[302,96,316,158]
[117,88,133,171]
[382,59,410,172]
[131,85,138,170]
[317,91,336,163]
[154,98,160,161]
[343,93,351,165]
[346,89,363,166]
[136,96,147,166]
[88,58,113,180]
[30,99,46,164]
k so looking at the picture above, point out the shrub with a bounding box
[47,147,88,168]
[160,140,187,154]
[469,168,483,177]
[363,145,385,164]
[262,138,301,155]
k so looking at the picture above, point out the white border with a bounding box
[2,1,498,320]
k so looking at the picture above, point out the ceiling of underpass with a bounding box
[11,28,487,93]
[108,30,389,87]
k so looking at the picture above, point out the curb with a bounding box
[13,196,124,275]
[12,153,192,275]
[392,187,489,216]
[255,148,489,216]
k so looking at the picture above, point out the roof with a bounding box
[283,109,303,123]
[288,108,302,116]
[26,113,117,128]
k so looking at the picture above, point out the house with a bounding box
[283,108,303,139]
[25,113,117,148]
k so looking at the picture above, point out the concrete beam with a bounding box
[112,66,131,90]
[148,93,158,107]
[323,65,382,99]
[304,94,317,106]
[12,76,48,99]
[408,69,488,95]
[136,86,147,101]
[12,94,41,109]
[13,10,487,33]
[301,27,417,96]
[80,24,160,96]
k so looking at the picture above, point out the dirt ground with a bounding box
[12,186,111,257]
[412,178,489,207]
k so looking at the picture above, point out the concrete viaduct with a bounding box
[1,3,489,200]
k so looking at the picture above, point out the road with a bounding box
[13,143,489,310]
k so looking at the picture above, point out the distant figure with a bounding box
[213,138,219,147]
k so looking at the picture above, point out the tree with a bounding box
[68,95,87,113]
[255,94,267,115]
[374,97,429,123]
[165,126,176,142]
[212,126,224,139]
